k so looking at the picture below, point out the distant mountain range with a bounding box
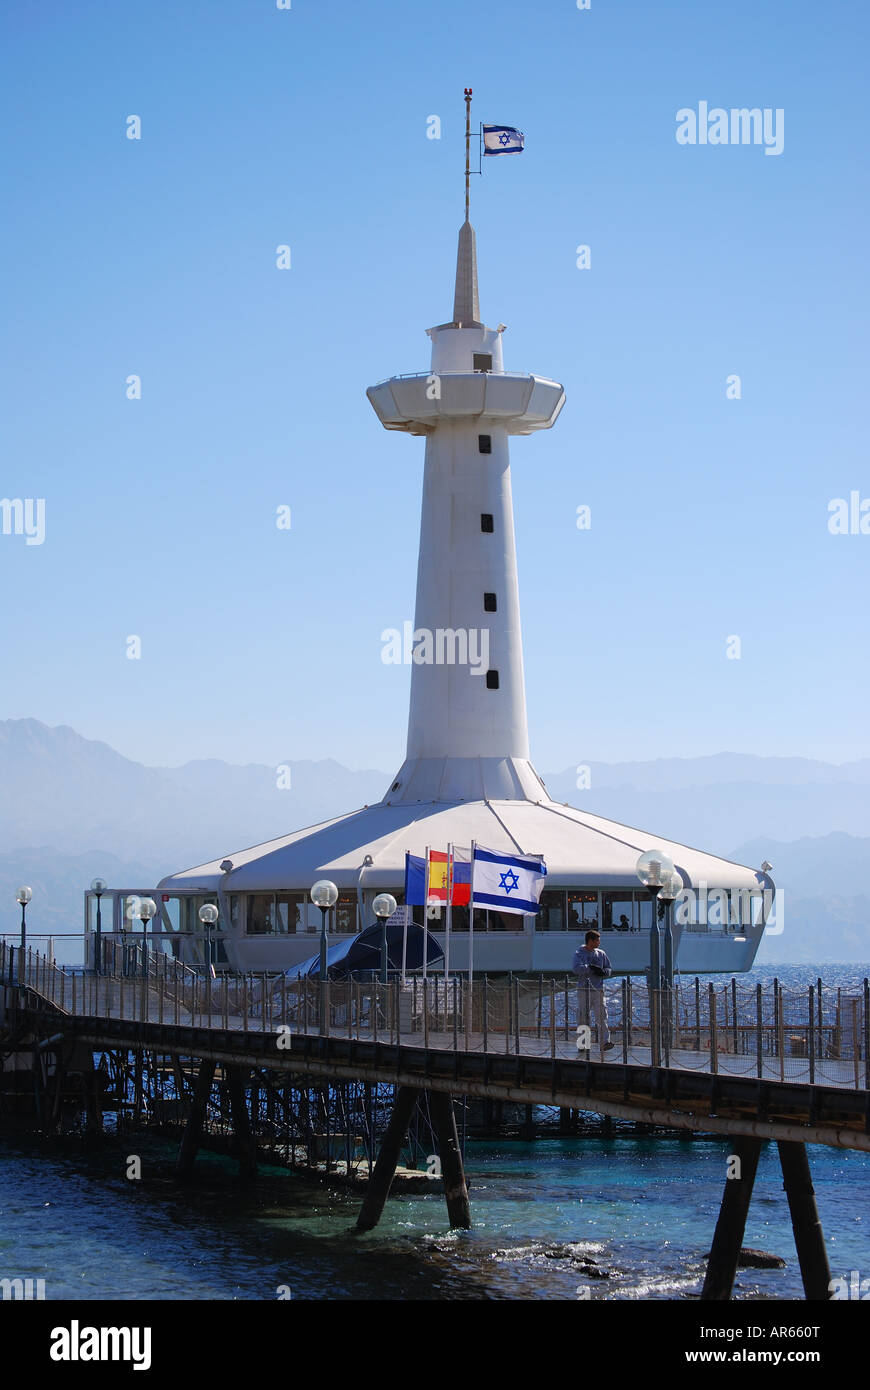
[542,758,870,848]
[1,719,867,964]
[0,719,386,865]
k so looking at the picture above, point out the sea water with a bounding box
[0,964,867,1301]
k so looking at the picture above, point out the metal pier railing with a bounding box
[2,941,868,1093]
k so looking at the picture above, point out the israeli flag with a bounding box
[483,124,524,156]
[472,845,546,915]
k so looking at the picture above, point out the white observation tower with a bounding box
[154,92,772,978]
[368,90,564,804]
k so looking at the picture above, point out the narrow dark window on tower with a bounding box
[473,353,493,373]
[478,434,492,454]
[480,513,494,533]
[483,592,497,612]
[486,670,500,690]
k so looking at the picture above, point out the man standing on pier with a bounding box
[572,930,614,1052]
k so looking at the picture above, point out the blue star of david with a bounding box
[498,132,511,146]
[499,868,520,894]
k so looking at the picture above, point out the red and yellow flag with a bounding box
[426,850,471,906]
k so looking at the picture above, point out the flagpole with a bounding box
[464,86,472,222]
[423,844,429,982]
[414,845,425,978]
[468,839,476,1041]
[403,850,412,985]
[445,843,452,982]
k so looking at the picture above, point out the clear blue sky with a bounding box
[1,0,867,774]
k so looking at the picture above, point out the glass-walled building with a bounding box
[85,873,770,978]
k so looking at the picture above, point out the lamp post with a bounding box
[310,880,338,979]
[16,885,32,986]
[658,870,681,991]
[90,877,107,976]
[657,869,681,1060]
[635,849,675,1067]
[16,885,32,953]
[138,897,157,978]
[199,903,219,974]
[123,896,139,976]
[310,879,338,1035]
[373,893,398,985]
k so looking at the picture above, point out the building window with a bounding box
[473,353,492,372]
[441,906,521,933]
[245,893,357,935]
[483,592,497,612]
[246,893,277,935]
[336,891,358,934]
[538,890,566,931]
[275,893,305,933]
[177,895,230,965]
[683,890,708,933]
[568,891,600,931]
[486,670,499,689]
[480,513,494,533]
[603,891,637,933]
[478,434,492,454]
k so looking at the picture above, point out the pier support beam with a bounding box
[356,1085,421,1233]
[83,1062,103,1143]
[226,1066,258,1181]
[429,1090,471,1230]
[777,1141,831,1300]
[48,1060,64,1134]
[701,1135,762,1300]
[175,1059,215,1182]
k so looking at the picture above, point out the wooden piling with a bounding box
[355,1085,421,1233]
[777,1141,832,1300]
[700,1134,762,1300]
[175,1058,216,1181]
[709,984,718,1074]
[83,1061,103,1142]
[48,1051,65,1134]
[227,1065,258,1180]
[429,1089,472,1230]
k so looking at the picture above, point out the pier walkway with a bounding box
[3,941,868,1149]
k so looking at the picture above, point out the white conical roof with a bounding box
[157,793,761,896]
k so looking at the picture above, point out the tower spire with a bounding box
[453,87,480,326]
[464,85,472,224]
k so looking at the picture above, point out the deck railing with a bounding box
[2,940,868,1091]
